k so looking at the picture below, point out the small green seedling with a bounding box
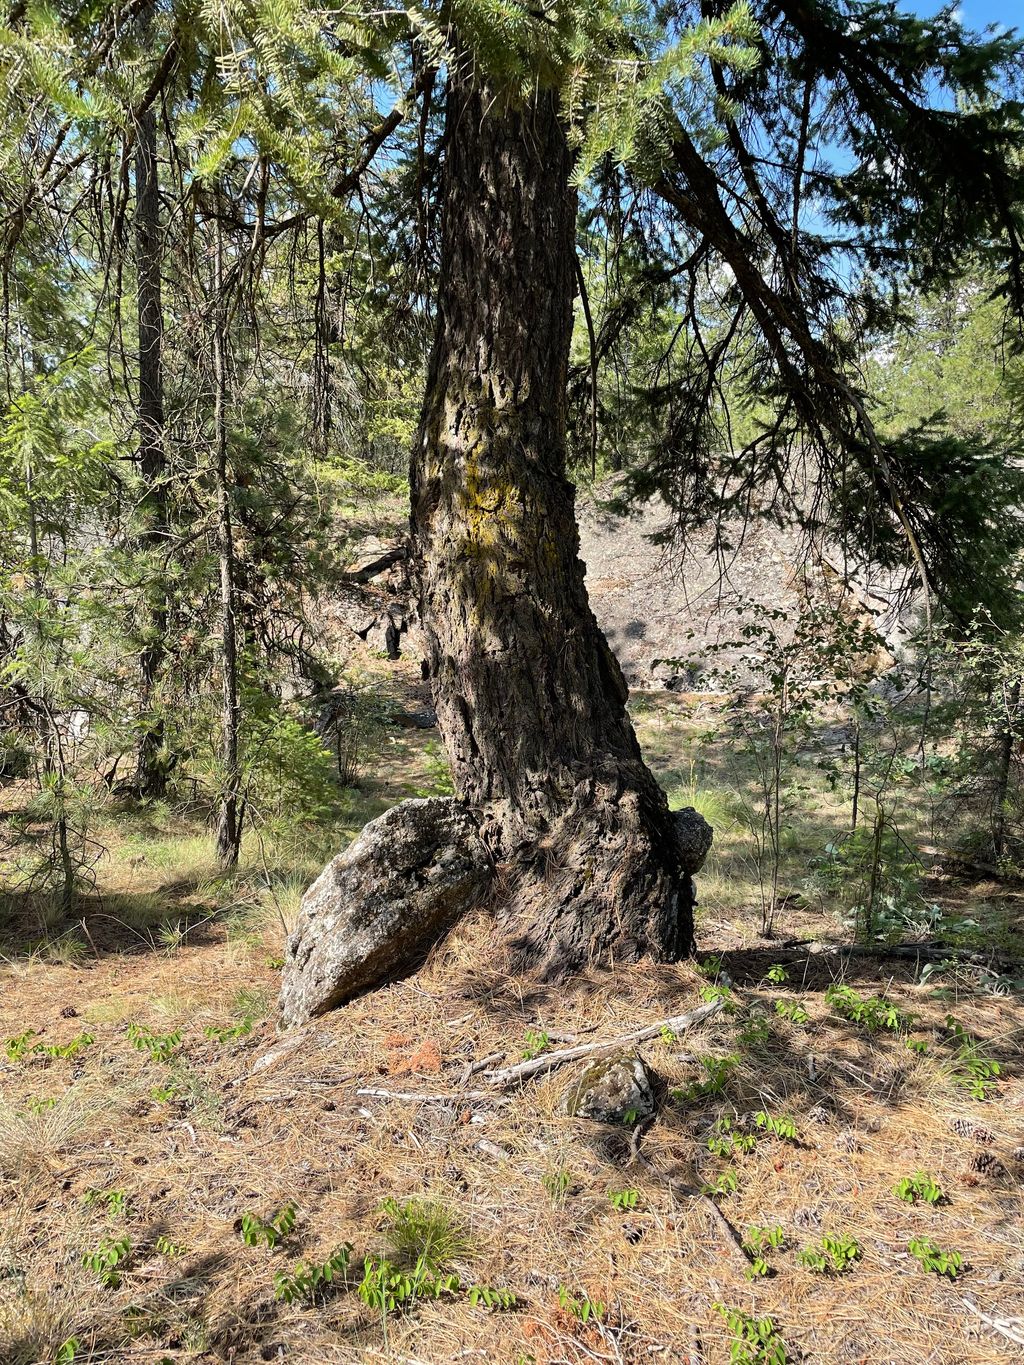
[82,1188,130,1218]
[893,1172,944,1206]
[521,1028,550,1060]
[825,984,910,1033]
[774,1000,809,1025]
[738,1014,771,1047]
[754,1110,798,1142]
[908,1237,963,1278]
[557,1284,605,1324]
[36,1032,94,1059]
[765,964,789,985]
[607,1188,639,1212]
[659,1024,678,1046]
[25,1095,57,1114]
[742,1225,785,1279]
[714,1303,789,1364]
[273,1243,353,1303]
[240,1201,296,1249]
[467,1283,517,1310]
[82,1236,131,1288]
[542,1168,572,1202]
[707,1116,757,1158]
[54,1338,80,1363]
[944,1017,1001,1100]
[5,1030,38,1060]
[906,1037,929,1055]
[703,1166,739,1198]
[358,1253,459,1315]
[204,1017,254,1043]
[797,1233,861,1275]
[127,1023,183,1063]
[155,1235,184,1258]
[674,1053,739,1104]
[700,983,736,1012]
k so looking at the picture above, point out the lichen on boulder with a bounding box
[560,1048,657,1124]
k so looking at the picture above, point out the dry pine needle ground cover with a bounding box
[1,695,1023,1364]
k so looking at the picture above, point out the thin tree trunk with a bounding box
[411,77,694,976]
[212,213,240,869]
[134,93,169,798]
[993,678,1020,861]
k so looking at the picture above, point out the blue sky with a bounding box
[911,0,1020,32]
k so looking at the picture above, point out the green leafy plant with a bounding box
[944,1017,1002,1099]
[714,1303,789,1364]
[703,1166,739,1198]
[765,964,789,985]
[4,1030,38,1061]
[82,1236,132,1288]
[240,1202,297,1249]
[35,1031,94,1059]
[557,1284,605,1325]
[358,1253,459,1315]
[774,999,809,1025]
[908,1236,963,1278]
[82,1187,130,1217]
[659,1023,678,1046]
[753,1110,798,1142]
[738,1013,772,1047]
[542,1168,572,1202]
[521,1028,550,1060]
[893,1172,944,1206]
[674,1053,739,1104]
[797,1233,861,1275]
[273,1243,353,1303]
[742,1224,785,1279]
[155,1234,184,1258]
[127,1022,183,1063]
[467,1283,517,1310]
[825,984,910,1033]
[707,1117,757,1157]
[607,1187,639,1211]
[204,1017,255,1043]
[55,1338,81,1363]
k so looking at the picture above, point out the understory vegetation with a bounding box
[3,0,1024,1359]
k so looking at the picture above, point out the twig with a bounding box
[355,1086,508,1104]
[483,998,724,1088]
[635,1151,749,1269]
[961,1297,1024,1348]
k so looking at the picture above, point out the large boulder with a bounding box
[674,806,713,875]
[560,1049,657,1125]
[279,798,490,1026]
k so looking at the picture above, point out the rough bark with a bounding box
[410,77,696,976]
[133,90,168,798]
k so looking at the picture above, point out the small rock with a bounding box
[560,1049,657,1125]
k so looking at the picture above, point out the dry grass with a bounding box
[0,693,1022,1362]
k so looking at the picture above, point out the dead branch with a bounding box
[482,997,724,1088]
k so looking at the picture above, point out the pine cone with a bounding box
[950,1117,975,1139]
[971,1124,996,1146]
[1012,1146,1024,1165]
[968,1150,1006,1179]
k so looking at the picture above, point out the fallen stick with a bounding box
[483,996,724,1088]
[961,1297,1024,1348]
[634,1151,748,1268]
[355,1085,508,1104]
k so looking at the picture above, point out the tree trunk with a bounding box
[211,213,241,869]
[133,45,169,799]
[411,77,695,976]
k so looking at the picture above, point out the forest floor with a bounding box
[1,682,1023,1365]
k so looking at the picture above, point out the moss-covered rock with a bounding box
[560,1049,656,1124]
